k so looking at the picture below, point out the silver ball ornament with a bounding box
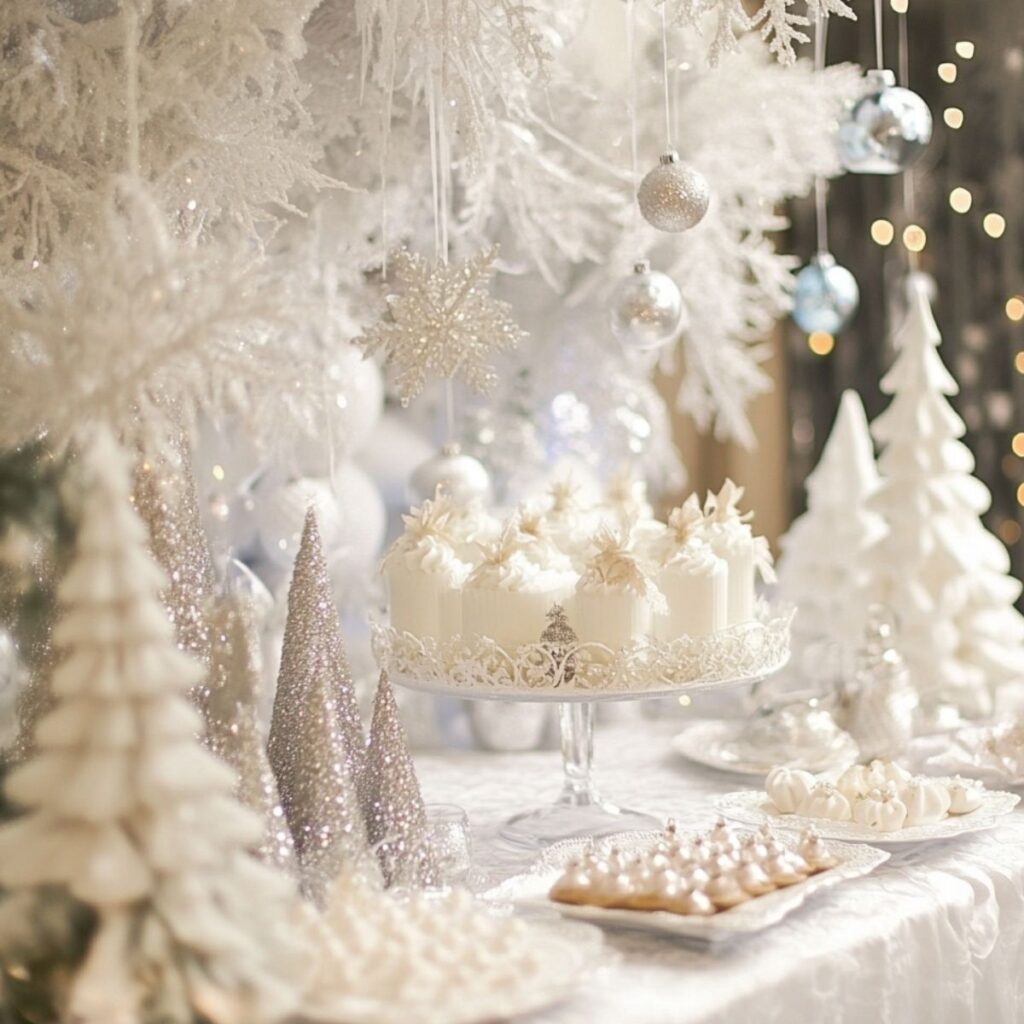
[609,260,685,353]
[839,70,933,175]
[792,253,859,334]
[637,151,710,232]
[408,444,492,505]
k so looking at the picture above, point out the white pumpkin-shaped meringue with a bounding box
[869,758,913,787]
[853,785,907,832]
[797,782,852,822]
[766,766,816,814]
[900,778,951,826]
[947,775,985,815]
[836,764,874,804]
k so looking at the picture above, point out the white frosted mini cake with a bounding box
[575,527,665,652]
[703,479,775,625]
[382,492,471,641]
[653,497,727,640]
[462,525,576,652]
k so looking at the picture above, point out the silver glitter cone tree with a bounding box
[0,427,306,1024]
[363,671,439,889]
[132,432,218,671]
[205,596,297,875]
[268,508,373,903]
[540,603,578,686]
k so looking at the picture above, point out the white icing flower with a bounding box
[797,782,852,822]
[765,766,815,814]
[511,505,572,571]
[900,779,951,826]
[703,479,776,583]
[577,526,666,612]
[465,525,540,592]
[947,776,985,815]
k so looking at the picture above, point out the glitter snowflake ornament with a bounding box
[356,246,527,406]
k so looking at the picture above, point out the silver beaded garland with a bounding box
[637,152,710,233]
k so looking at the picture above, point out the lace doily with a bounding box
[371,606,792,699]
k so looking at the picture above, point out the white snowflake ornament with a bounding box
[356,246,527,406]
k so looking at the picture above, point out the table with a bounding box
[416,716,1024,1024]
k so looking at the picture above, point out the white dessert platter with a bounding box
[671,717,859,778]
[923,724,1024,789]
[374,608,792,852]
[485,830,889,946]
[714,788,1021,845]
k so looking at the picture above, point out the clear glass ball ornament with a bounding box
[838,70,933,175]
[408,444,492,505]
[609,260,686,352]
[792,253,860,334]
[637,151,710,232]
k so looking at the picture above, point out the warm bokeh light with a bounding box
[983,213,1006,238]
[1017,351,1024,374]
[871,219,895,245]
[949,187,972,213]
[211,464,225,481]
[1006,296,1024,322]
[938,62,957,83]
[1017,482,1024,507]
[944,107,965,129]
[890,0,908,11]
[955,41,976,60]
[808,332,835,356]
[903,225,927,253]
[1014,433,1024,458]
[999,520,1022,546]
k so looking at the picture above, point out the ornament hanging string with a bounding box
[659,4,674,151]
[897,7,918,241]
[123,2,141,176]
[873,0,884,70]
[812,11,831,255]
[626,0,642,249]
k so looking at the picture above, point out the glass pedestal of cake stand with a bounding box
[498,700,661,851]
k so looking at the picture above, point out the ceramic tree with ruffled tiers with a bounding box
[776,390,888,684]
[0,428,306,1024]
[866,275,1024,718]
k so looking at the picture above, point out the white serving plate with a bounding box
[671,720,859,778]
[923,727,1024,788]
[715,788,1021,845]
[485,830,889,946]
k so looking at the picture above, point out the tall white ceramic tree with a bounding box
[866,275,1024,717]
[0,428,307,1024]
[776,389,888,683]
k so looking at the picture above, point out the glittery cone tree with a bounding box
[0,427,306,1024]
[363,671,439,889]
[865,276,1024,717]
[205,596,297,875]
[540,603,578,686]
[267,509,373,903]
[132,430,218,671]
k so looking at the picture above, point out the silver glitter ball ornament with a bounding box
[409,443,492,505]
[838,70,933,175]
[609,260,685,353]
[792,253,860,334]
[637,151,710,232]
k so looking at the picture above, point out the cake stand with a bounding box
[372,609,792,853]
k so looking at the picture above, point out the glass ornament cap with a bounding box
[792,253,860,335]
[838,70,933,175]
[637,151,710,232]
[609,260,686,353]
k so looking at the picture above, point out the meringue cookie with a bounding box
[736,861,775,896]
[870,758,913,787]
[669,887,716,917]
[798,829,839,872]
[762,854,806,887]
[766,766,816,814]
[854,787,908,832]
[705,870,752,909]
[947,776,985,815]
[549,866,595,905]
[836,764,874,804]
[797,782,853,822]
[900,779,951,826]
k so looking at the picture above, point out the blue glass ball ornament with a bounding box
[838,70,933,175]
[792,253,859,334]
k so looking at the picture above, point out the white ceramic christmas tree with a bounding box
[866,275,1024,717]
[0,428,307,1024]
[776,390,888,682]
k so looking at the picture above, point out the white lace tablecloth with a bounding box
[416,716,1024,1024]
